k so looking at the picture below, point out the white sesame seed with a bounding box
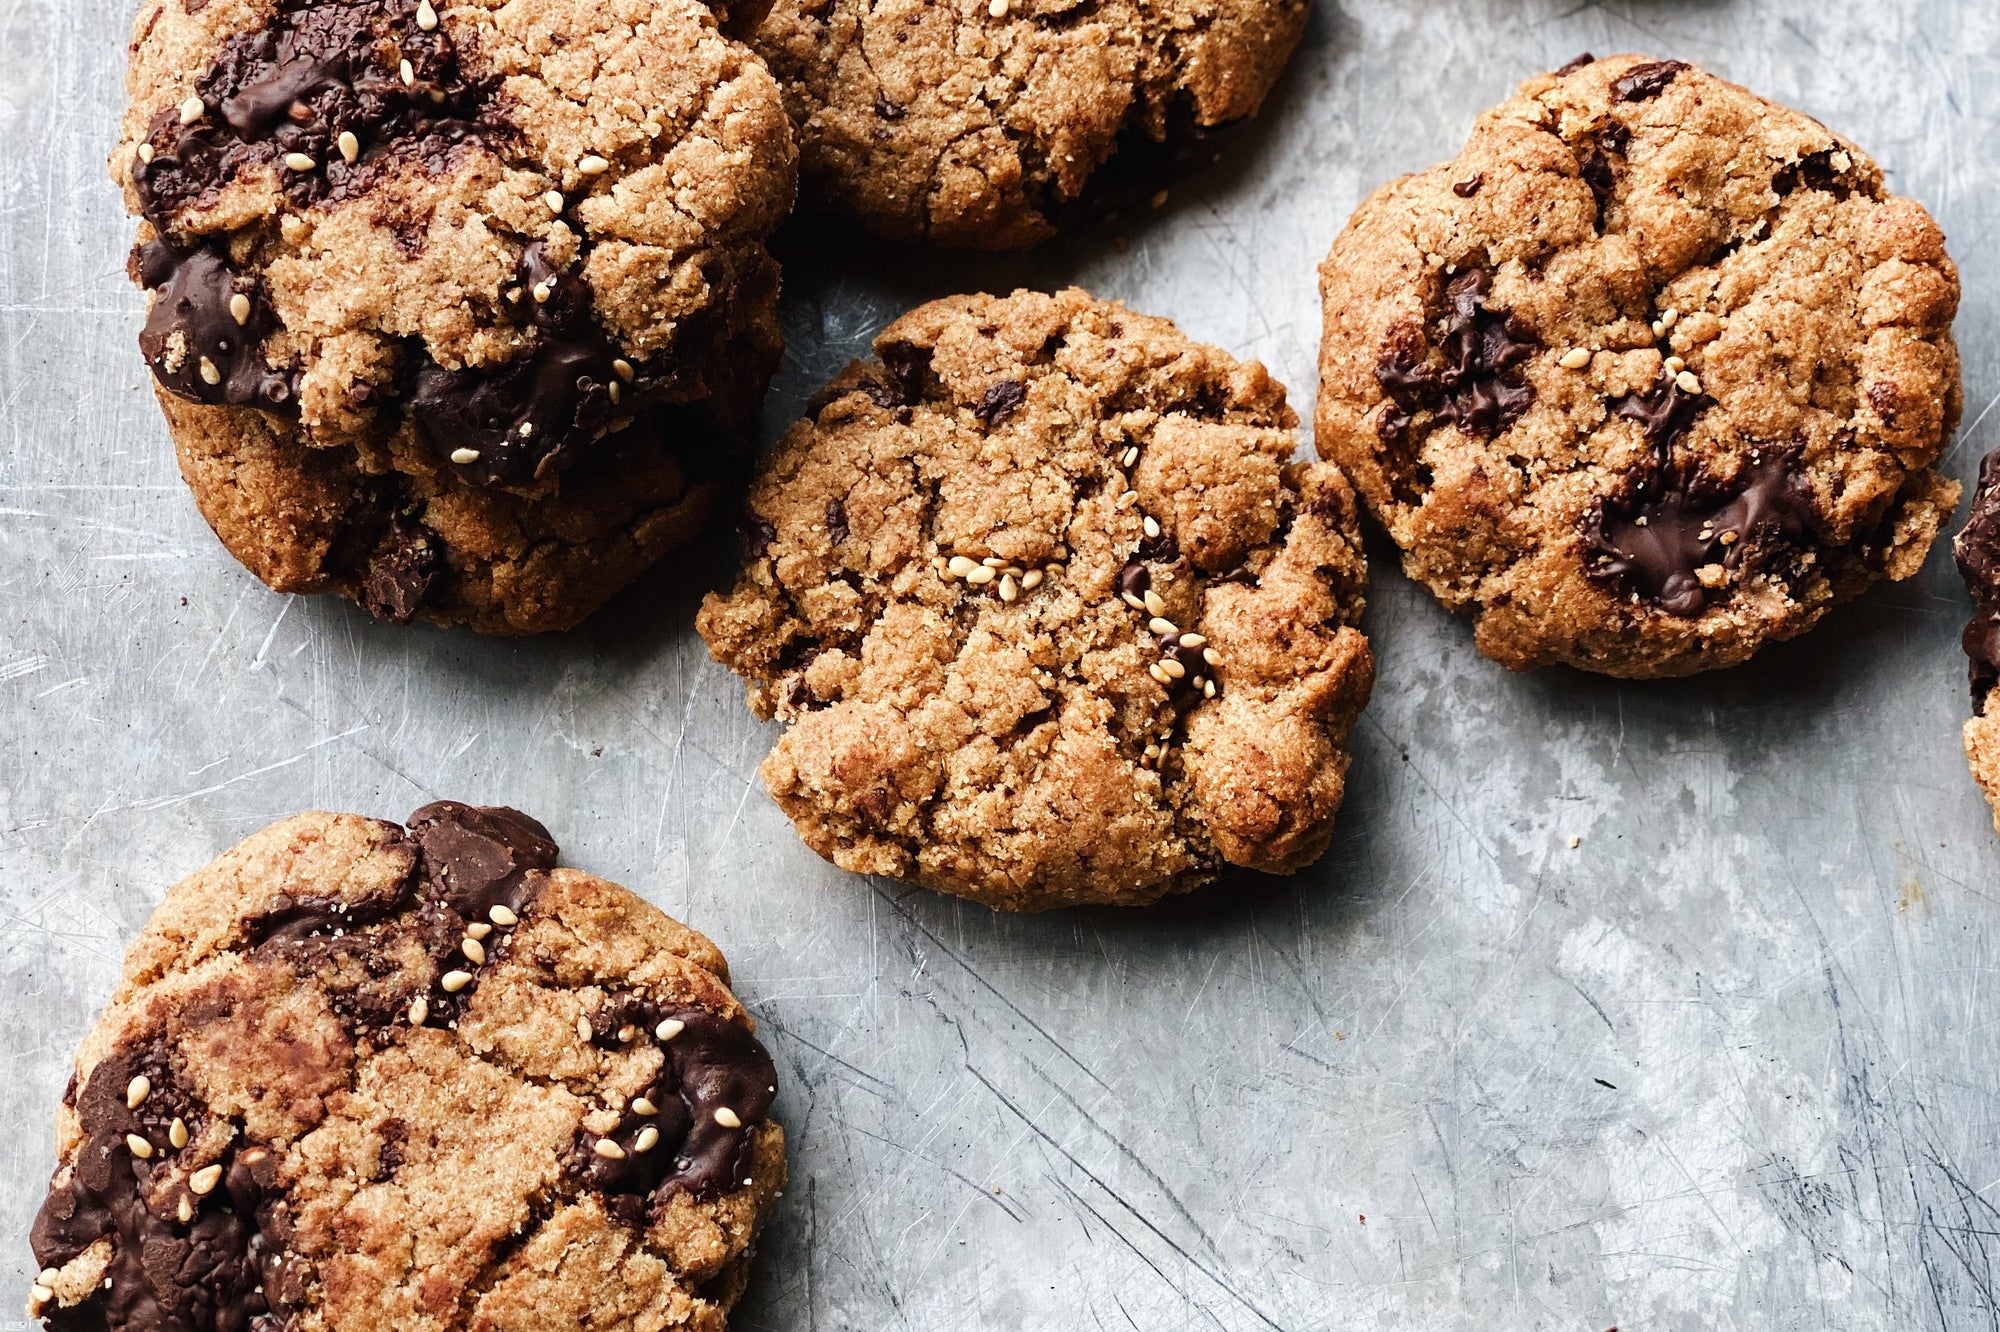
[228,293,251,325]
[947,555,977,577]
[1116,490,1139,510]
[178,96,205,125]
[713,1107,742,1128]
[177,1196,194,1223]
[593,1138,626,1159]
[1143,743,1160,760]
[137,142,154,163]
[1650,320,1666,338]
[415,0,438,28]
[1203,647,1221,667]
[450,447,480,464]
[169,1118,189,1150]
[440,970,472,992]
[466,921,493,941]
[1676,370,1702,394]
[1142,590,1166,617]
[999,575,1019,602]
[126,1134,153,1160]
[1179,632,1206,648]
[1203,679,1216,698]
[1020,570,1043,590]
[1159,657,1186,679]
[1121,447,1140,467]
[577,1015,593,1040]
[461,937,486,965]
[1142,516,1161,539]
[1559,348,1591,369]
[965,566,995,585]
[38,1270,57,1287]
[634,1126,660,1153]
[981,556,1005,568]
[1121,593,1146,611]
[1661,308,1680,331]
[198,358,221,386]
[338,130,359,163]
[190,1164,224,1195]
[1148,617,1176,636]
[656,1018,685,1041]
[612,358,634,382]
[400,58,415,85]
[408,996,429,1025]
[543,189,563,212]
[1148,663,1171,685]
[127,1075,151,1109]
[578,154,611,175]
[489,904,518,926]
[617,1025,636,1043]
[1664,355,1686,375]
[283,152,316,172]
[532,280,551,303]
[632,1097,658,1116]
[988,0,1007,13]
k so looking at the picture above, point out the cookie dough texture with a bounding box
[1317,54,1962,678]
[1957,453,2000,832]
[698,288,1375,911]
[748,0,1307,248]
[27,803,783,1332]
[118,0,797,631]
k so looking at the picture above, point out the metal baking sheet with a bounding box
[6,0,2000,1326]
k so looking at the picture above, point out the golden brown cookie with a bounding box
[1317,54,1962,678]
[748,0,1306,248]
[117,0,797,631]
[27,803,783,1331]
[698,288,1375,911]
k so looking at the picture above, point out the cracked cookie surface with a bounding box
[27,803,782,1332]
[118,0,797,630]
[1317,54,1962,678]
[748,0,1306,248]
[697,288,1374,911]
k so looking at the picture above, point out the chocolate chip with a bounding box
[1555,52,1596,77]
[137,245,301,414]
[877,340,932,406]
[1116,562,1151,600]
[359,520,440,624]
[1373,269,1539,440]
[405,801,557,920]
[569,1001,777,1207]
[974,379,1027,428]
[1867,381,1902,425]
[824,498,849,547]
[1956,450,2000,708]
[1135,529,1179,563]
[1772,148,1853,201]
[1610,59,1688,104]
[1452,173,1484,198]
[743,513,776,562]
[873,93,904,120]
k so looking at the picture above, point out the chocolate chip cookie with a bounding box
[1956,454,2000,831]
[27,803,782,1331]
[748,0,1306,248]
[117,0,798,631]
[1317,54,1962,677]
[697,288,1375,910]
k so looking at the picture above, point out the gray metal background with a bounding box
[5,0,2000,1326]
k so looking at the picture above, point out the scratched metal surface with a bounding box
[5,0,2000,1327]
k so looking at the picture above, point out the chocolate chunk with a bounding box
[1867,381,1902,424]
[1116,562,1151,601]
[877,341,932,406]
[743,512,777,562]
[406,801,557,920]
[1772,148,1853,201]
[570,1002,778,1206]
[1611,371,1709,450]
[137,245,301,414]
[1555,52,1596,77]
[359,520,441,624]
[873,94,904,121]
[1452,173,1484,198]
[824,498,849,547]
[1610,59,1688,104]
[1373,269,1538,441]
[1135,529,1179,563]
[975,379,1027,428]
[1956,450,2000,708]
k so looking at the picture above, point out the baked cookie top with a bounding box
[117,0,796,488]
[697,288,1375,911]
[749,0,1306,248]
[27,804,782,1332]
[1317,54,1962,678]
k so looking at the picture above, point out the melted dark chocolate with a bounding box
[1955,450,2000,709]
[137,245,300,414]
[1373,267,1540,441]
[1610,60,1688,104]
[406,801,557,920]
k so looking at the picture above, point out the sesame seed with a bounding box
[656,1018,685,1041]
[593,1138,626,1159]
[981,556,1005,568]
[198,358,220,386]
[1148,663,1171,685]
[337,130,359,163]
[1148,616,1176,636]
[440,970,472,992]
[999,575,1019,602]
[1203,679,1216,698]
[713,1107,743,1128]
[1143,743,1160,760]
[988,0,1007,13]
[408,996,429,1025]
[612,358,635,382]
[1664,355,1686,374]
[415,0,438,27]
[1142,516,1161,539]
[1116,490,1139,510]
[544,189,563,212]
[578,154,611,175]
[532,280,551,303]
[1179,632,1206,648]
[617,1025,636,1043]
[38,1271,57,1287]
[461,937,486,965]
[190,1164,224,1195]
[1203,647,1221,667]
[127,1075,151,1109]
[1020,570,1042,590]
[228,293,251,325]
[632,1097,658,1116]
[965,566,995,585]
[1676,370,1702,394]
[1142,590,1166,617]
[1650,320,1666,338]
[947,555,977,577]
[489,904,518,926]
[466,921,492,941]
[1661,308,1680,331]
[400,58,415,85]
[178,96,205,125]
[137,143,154,163]
[126,1134,154,1159]
[177,1196,194,1223]
[284,152,317,173]
[169,1118,188,1149]
[634,1126,660,1153]
[576,1015,593,1040]
[1121,447,1140,468]
[1159,657,1186,679]
[450,447,480,464]
[1566,835,1581,849]
[1002,565,1025,577]
[1559,348,1590,369]
[1121,592,1146,611]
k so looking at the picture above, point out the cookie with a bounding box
[1316,54,1962,678]
[697,288,1375,911]
[1956,453,2000,831]
[748,0,1306,248]
[26,803,783,1331]
[116,0,798,631]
